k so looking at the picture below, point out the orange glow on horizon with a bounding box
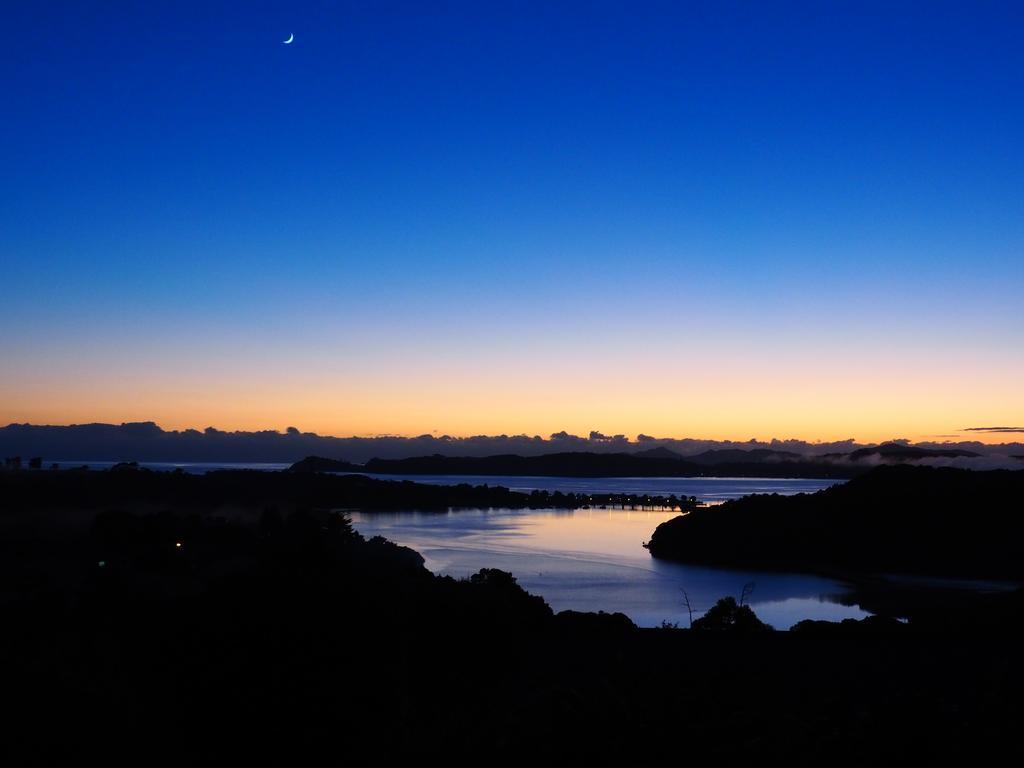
[1,396,1019,446]
[3,332,1021,446]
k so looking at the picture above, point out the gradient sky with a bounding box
[2,1,1022,442]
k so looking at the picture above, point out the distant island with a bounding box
[288,441,999,479]
[3,422,1019,469]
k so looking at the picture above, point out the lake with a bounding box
[349,476,866,630]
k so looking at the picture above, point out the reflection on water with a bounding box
[350,506,869,630]
[352,474,842,501]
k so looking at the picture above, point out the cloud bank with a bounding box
[2,422,1023,465]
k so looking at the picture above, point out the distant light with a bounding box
[175,542,183,549]
[98,560,106,567]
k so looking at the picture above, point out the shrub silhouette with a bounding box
[691,596,773,632]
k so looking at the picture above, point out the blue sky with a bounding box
[2,1,1022,439]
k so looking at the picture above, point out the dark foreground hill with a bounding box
[3,467,1024,762]
[646,465,1024,579]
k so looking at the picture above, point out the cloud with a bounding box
[913,455,1024,470]
[961,426,1024,433]
[4,422,1023,464]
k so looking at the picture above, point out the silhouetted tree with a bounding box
[681,587,696,628]
[691,597,773,632]
[739,581,756,606]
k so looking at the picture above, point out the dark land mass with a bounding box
[3,466,1024,761]
[3,421,843,464]
[292,441,1014,478]
[632,445,689,459]
[838,443,981,461]
[0,463,697,513]
[7,421,1020,470]
[292,450,864,478]
[686,447,805,464]
[646,465,1024,581]
[284,455,363,473]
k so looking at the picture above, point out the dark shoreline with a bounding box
[3,464,1024,760]
[290,452,866,478]
[645,465,1024,582]
[0,464,703,514]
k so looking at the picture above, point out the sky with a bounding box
[2,1,1022,443]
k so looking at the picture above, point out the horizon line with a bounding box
[4,419,1023,448]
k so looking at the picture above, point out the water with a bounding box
[351,504,868,630]
[50,465,842,504]
[344,473,843,501]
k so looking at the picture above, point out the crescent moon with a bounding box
[283,33,294,44]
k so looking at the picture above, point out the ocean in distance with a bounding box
[53,463,841,501]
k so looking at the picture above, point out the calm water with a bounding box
[53,464,842,503]
[346,473,843,501]
[351,503,868,630]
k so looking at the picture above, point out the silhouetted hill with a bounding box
[350,451,860,478]
[5,421,1018,467]
[0,422,857,463]
[295,446,994,479]
[687,448,803,464]
[632,446,685,459]
[363,451,673,476]
[287,455,364,473]
[844,442,980,461]
[645,465,1024,579]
